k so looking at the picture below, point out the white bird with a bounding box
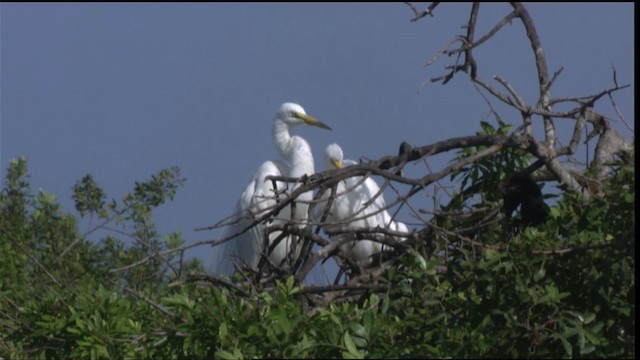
[321,143,408,263]
[216,103,331,275]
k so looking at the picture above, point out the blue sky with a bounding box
[1,3,634,280]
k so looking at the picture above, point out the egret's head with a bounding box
[276,102,332,130]
[325,143,344,170]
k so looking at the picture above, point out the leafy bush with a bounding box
[1,148,634,358]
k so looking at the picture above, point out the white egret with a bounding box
[321,143,408,263]
[217,103,331,274]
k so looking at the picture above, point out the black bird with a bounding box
[501,172,549,227]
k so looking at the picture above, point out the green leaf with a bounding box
[219,322,228,340]
[215,348,243,360]
[534,262,546,282]
[161,293,195,309]
[559,336,573,357]
[343,332,364,359]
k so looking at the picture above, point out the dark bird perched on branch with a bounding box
[501,172,549,228]
[395,141,414,176]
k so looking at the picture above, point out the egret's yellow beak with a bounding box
[294,112,332,130]
[331,158,343,169]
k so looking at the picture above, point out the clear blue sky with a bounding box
[1,3,634,279]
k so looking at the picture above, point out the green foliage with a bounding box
[0,159,191,358]
[1,152,634,358]
[402,159,633,358]
[451,121,533,204]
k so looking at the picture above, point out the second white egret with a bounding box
[321,143,408,263]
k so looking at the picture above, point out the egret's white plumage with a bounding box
[216,103,331,274]
[321,143,408,263]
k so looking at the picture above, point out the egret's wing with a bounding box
[348,238,381,262]
[343,166,399,261]
[323,161,378,261]
[325,159,385,230]
[214,161,287,273]
[392,220,408,235]
[247,160,288,214]
[343,174,387,227]
[241,160,290,267]
[213,180,260,275]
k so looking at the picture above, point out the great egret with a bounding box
[321,143,408,263]
[217,103,331,274]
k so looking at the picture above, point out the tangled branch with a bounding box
[122,2,633,307]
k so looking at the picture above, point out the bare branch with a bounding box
[608,65,634,132]
[405,2,440,22]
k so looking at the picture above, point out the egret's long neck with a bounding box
[272,118,315,180]
[273,119,291,159]
[273,118,315,225]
